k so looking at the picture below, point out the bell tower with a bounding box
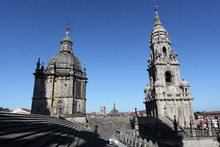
[144,7,194,128]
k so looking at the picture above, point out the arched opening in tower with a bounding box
[165,71,172,83]
[162,47,167,56]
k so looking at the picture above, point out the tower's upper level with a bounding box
[60,25,73,54]
[150,6,171,47]
[148,7,178,66]
[46,26,83,73]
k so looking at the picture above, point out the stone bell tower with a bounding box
[144,7,194,128]
[31,26,87,118]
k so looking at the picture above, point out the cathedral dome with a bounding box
[47,53,82,71]
[151,25,167,34]
[46,26,82,71]
[109,103,120,117]
[180,78,190,87]
[110,109,119,115]
[61,35,72,44]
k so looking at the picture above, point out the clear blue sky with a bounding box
[0,0,219,113]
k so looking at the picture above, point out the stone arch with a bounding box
[162,47,167,56]
[57,99,64,117]
[165,71,173,84]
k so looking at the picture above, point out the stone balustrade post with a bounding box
[143,139,148,147]
[138,137,143,147]
[134,138,138,147]
[149,140,153,146]
[131,138,134,147]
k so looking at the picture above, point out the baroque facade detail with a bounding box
[144,7,194,128]
[31,26,87,117]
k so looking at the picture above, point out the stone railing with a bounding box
[178,128,219,138]
[115,130,158,147]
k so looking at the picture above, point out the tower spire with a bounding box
[154,5,161,26]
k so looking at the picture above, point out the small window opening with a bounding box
[165,71,172,83]
[57,100,63,106]
[162,47,167,56]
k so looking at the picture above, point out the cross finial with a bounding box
[155,5,159,16]
[113,102,115,109]
[65,24,70,36]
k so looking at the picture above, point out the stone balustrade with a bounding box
[115,130,158,147]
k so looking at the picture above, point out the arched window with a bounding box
[165,71,172,83]
[162,47,167,56]
[57,100,63,106]
[57,100,63,117]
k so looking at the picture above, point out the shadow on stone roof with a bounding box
[137,116,184,147]
[0,112,110,147]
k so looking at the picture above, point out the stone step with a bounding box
[21,124,77,146]
[0,118,73,137]
[0,113,111,147]
[0,123,73,146]
[68,128,85,147]
[0,120,52,130]
[44,124,79,147]
[57,126,81,147]
[0,113,53,120]
[0,123,59,140]
[0,123,50,136]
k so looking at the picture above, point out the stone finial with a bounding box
[60,24,73,53]
[41,62,44,71]
[36,58,41,69]
[154,5,161,26]
[83,64,86,72]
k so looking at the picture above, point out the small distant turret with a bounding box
[180,78,190,96]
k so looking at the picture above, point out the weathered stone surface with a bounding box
[87,117,133,140]
[144,7,194,128]
[182,137,219,147]
[31,27,87,118]
[0,112,111,147]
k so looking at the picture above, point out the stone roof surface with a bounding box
[0,112,111,147]
[47,52,82,71]
[180,79,190,87]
